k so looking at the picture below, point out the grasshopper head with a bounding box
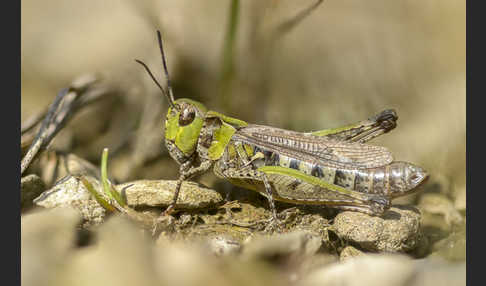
[136,31,210,164]
[389,162,429,198]
[164,98,207,164]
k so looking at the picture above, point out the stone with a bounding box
[339,245,364,261]
[34,177,224,227]
[33,175,106,226]
[118,180,223,209]
[332,205,421,252]
[430,223,466,262]
[300,254,465,286]
[153,241,281,286]
[453,186,466,212]
[241,231,322,262]
[56,215,160,286]
[418,193,463,226]
[21,208,81,286]
[21,174,46,211]
[205,235,242,256]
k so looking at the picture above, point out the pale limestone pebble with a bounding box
[33,175,107,226]
[154,240,282,286]
[21,174,46,210]
[295,253,338,282]
[418,193,464,226]
[293,212,332,237]
[332,205,421,252]
[241,231,322,262]
[33,177,223,226]
[21,208,82,286]
[420,208,451,236]
[412,232,431,258]
[117,180,224,209]
[430,223,466,262]
[55,215,160,286]
[171,222,255,246]
[339,245,364,261]
[203,235,242,256]
[453,186,466,212]
[300,254,466,286]
[301,254,415,286]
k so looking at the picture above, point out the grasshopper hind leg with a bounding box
[311,109,398,143]
[256,173,287,233]
[261,174,280,225]
[332,196,390,216]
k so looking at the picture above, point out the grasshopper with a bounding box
[135,31,428,223]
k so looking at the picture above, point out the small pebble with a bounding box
[332,205,421,252]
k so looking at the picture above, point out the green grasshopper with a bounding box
[135,31,428,223]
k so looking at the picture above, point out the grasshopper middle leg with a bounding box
[214,163,284,222]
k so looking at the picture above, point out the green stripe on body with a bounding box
[257,165,355,197]
[311,124,357,137]
[206,110,248,127]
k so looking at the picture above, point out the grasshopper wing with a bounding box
[233,124,393,170]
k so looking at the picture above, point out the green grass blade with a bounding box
[101,148,126,207]
[80,176,116,212]
[219,0,240,112]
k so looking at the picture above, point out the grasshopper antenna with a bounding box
[134,31,176,109]
[156,30,176,105]
[134,59,175,109]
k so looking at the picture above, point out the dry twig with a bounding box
[21,75,113,175]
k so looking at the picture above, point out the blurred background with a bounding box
[21,1,466,285]
[21,0,465,232]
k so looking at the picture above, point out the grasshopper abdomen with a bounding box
[212,133,428,216]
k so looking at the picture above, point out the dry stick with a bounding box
[272,0,324,40]
[21,110,47,135]
[20,77,110,175]
[21,88,72,175]
[21,75,100,137]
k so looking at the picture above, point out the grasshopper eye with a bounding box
[179,106,196,126]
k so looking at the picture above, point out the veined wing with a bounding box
[233,124,393,170]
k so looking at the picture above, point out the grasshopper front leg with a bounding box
[163,159,214,215]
